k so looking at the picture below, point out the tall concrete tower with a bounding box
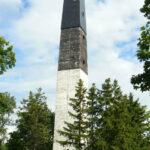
[53,0,88,149]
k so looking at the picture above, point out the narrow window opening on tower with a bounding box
[82,12,85,17]
[83,60,85,65]
[83,35,85,40]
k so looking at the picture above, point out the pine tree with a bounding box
[6,131,25,150]
[7,88,54,150]
[0,92,16,147]
[96,79,150,150]
[57,79,87,150]
[57,78,150,149]
[85,83,99,150]
[96,78,118,149]
[126,94,150,149]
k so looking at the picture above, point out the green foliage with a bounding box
[6,131,24,150]
[140,0,150,21]
[131,1,150,92]
[96,79,124,149]
[0,37,16,75]
[57,79,87,150]
[96,79,150,150]
[137,25,150,62]
[85,83,99,150]
[131,24,150,92]
[7,88,54,150]
[0,36,16,149]
[59,78,150,150]
[0,143,7,150]
[0,93,16,144]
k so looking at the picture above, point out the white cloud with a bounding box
[9,0,63,50]
[0,0,149,115]
[0,0,22,25]
[0,0,22,11]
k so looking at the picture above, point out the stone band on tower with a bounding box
[53,0,88,149]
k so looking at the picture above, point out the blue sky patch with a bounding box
[22,0,30,9]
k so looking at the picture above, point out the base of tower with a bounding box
[53,69,88,150]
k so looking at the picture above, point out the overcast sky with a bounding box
[0,0,149,112]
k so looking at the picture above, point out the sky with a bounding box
[0,0,149,114]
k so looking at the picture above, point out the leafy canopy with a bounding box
[0,37,16,75]
[131,0,150,92]
[0,36,16,148]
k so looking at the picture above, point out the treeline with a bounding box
[1,78,150,150]
[58,79,150,150]
[0,88,54,150]
[6,88,54,150]
[0,37,54,150]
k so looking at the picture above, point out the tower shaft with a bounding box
[53,0,88,149]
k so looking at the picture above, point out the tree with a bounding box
[0,37,16,75]
[0,36,16,149]
[6,131,24,150]
[48,111,55,150]
[0,92,16,147]
[58,78,150,149]
[95,79,150,150]
[131,0,150,92]
[57,79,87,150]
[85,83,99,150]
[140,0,150,21]
[96,79,122,149]
[7,88,54,150]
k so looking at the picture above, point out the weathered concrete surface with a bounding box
[53,69,88,150]
[58,27,88,74]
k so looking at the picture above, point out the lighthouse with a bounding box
[53,0,88,149]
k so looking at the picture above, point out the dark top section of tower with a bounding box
[61,0,86,33]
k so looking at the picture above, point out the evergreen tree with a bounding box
[0,93,16,147]
[96,78,118,149]
[6,131,24,150]
[126,94,150,149]
[96,79,150,150]
[85,83,99,150]
[7,88,54,150]
[57,79,87,150]
[48,111,55,150]
[58,78,150,149]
